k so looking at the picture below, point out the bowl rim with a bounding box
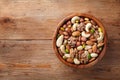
[53,13,107,68]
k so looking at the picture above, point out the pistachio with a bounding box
[60,27,64,31]
[88,53,92,60]
[82,44,86,49]
[91,53,98,58]
[66,45,70,50]
[90,28,95,33]
[65,48,69,53]
[75,20,79,23]
[98,28,102,32]
[56,35,64,47]
[72,31,80,37]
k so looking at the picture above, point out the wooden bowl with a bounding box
[53,13,107,68]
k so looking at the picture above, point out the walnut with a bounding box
[68,36,78,47]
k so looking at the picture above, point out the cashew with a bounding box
[64,54,70,58]
[81,31,91,38]
[56,35,64,47]
[97,32,104,42]
[91,53,98,58]
[85,23,92,32]
[60,45,66,54]
[74,58,80,64]
[71,16,80,24]
[77,46,83,50]
[72,23,79,31]
[85,45,92,50]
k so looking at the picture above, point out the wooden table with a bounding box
[0,0,119,80]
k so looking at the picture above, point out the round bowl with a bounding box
[53,13,107,68]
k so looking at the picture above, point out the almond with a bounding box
[65,27,71,33]
[89,58,96,62]
[88,49,93,53]
[59,30,63,35]
[81,37,87,41]
[90,38,97,42]
[97,42,104,47]
[63,32,68,36]
[92,44,97,52]
[76,41,81,46]
[86,41,94,45]
[66,58,74,63]
[72,31,80,37]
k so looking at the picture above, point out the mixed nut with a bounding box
[56,16,104,65]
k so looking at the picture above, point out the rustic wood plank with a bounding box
[0,0,119,39]
[0,0,119,80]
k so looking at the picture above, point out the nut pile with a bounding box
[56,16,104,65]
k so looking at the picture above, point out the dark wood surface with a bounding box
[0,0,120,80]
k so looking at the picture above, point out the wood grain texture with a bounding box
[0,0,119,80]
